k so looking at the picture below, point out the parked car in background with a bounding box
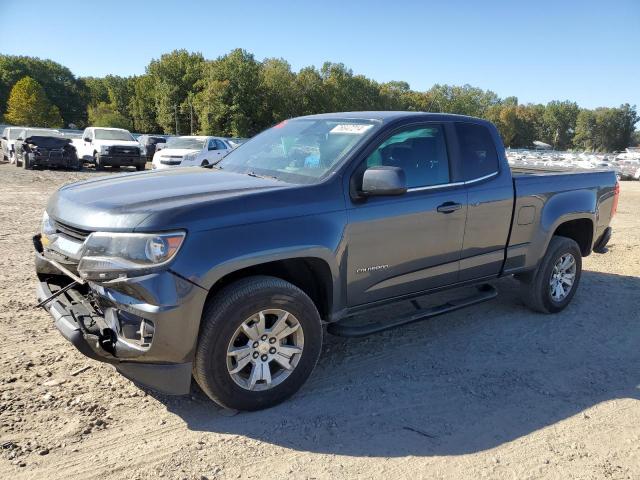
[151,136,232,169]
[16,134,80,170]
[138,134,168,162]
[13,127,61,167]
[2,126,25,163]
[77,127,146,171]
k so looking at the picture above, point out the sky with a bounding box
[1,0,638,110]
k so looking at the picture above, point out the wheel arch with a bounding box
[552,218,594,257]
[203,256,336,321]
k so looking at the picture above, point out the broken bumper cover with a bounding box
[35,248,208,395]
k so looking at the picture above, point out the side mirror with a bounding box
[1,136,6,140]
[83,137,91,142]
[361,166,407,196]
[16,137,23,142]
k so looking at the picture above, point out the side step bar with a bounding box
[327,284,497,338]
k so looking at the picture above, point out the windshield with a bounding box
[165,137,205,150]
[218,119,378,183]
[94,129,135,141]
[8,129,22,140]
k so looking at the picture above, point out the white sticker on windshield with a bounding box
[329,124,374,134]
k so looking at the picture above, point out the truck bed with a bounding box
[510,165,614,176]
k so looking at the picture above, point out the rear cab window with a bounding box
[455,122,499,181]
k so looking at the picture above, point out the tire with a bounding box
[9,151,14,164]
[136,163,145,171]
[520,236,582,313]
[201,160,209,167]
[94,153,104,171]
[194,276,323,411]
[23,153,31,169]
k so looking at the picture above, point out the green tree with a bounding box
[4,76,63,127]
[423,84,500,116]
[379,81,412,110]
[260,58,298,124]
[195,49,263,136]
[129,75,160,133]
[541,100,579,149]
[294,66,329,115]
[147,49,205,134]
[574,104,638,151]
[0,55,87,127]
[88,101,131,129]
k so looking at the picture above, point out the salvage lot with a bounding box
[0,163,639,479]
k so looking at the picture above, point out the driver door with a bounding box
[346,123,467,306]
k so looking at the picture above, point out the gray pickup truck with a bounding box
[34,112,618,411]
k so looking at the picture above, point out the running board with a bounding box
[327,284,497,337]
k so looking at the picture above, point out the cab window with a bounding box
[455,123,499,180]
[365,124,450,188]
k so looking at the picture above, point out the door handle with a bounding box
[437,202,463,214]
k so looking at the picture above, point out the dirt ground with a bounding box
[0,162,638,480]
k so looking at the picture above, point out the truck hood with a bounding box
[47,168,289,231]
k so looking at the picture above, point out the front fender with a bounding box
[169,211,347,315]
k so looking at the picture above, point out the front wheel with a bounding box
[136,163,145,171]
[94,153,104,171]
[520,236,582,313]
[23,153,31,169]
[194,276,323,411]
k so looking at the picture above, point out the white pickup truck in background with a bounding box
[77,127,146,171]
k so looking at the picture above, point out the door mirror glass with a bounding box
[83,137,91,142]
[361,166,407,196]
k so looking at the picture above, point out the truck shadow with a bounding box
[151,269,640,457]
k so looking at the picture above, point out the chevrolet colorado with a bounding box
[34,112,618,411]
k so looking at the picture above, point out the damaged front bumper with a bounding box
[34,236,208,395]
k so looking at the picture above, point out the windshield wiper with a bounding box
[246,171,280,181]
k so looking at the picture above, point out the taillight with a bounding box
[611,182,620,218]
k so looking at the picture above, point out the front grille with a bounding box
[54,220,92,242]
[109,146,140,156]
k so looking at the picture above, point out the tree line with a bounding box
[1,50,638,152]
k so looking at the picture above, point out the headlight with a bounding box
[77,231,186,281]
[100,145,109,155]
[139,145,147,155]
[41,211,56,247]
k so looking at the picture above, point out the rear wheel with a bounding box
[520,236,582,313]
[194,276,323,411]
